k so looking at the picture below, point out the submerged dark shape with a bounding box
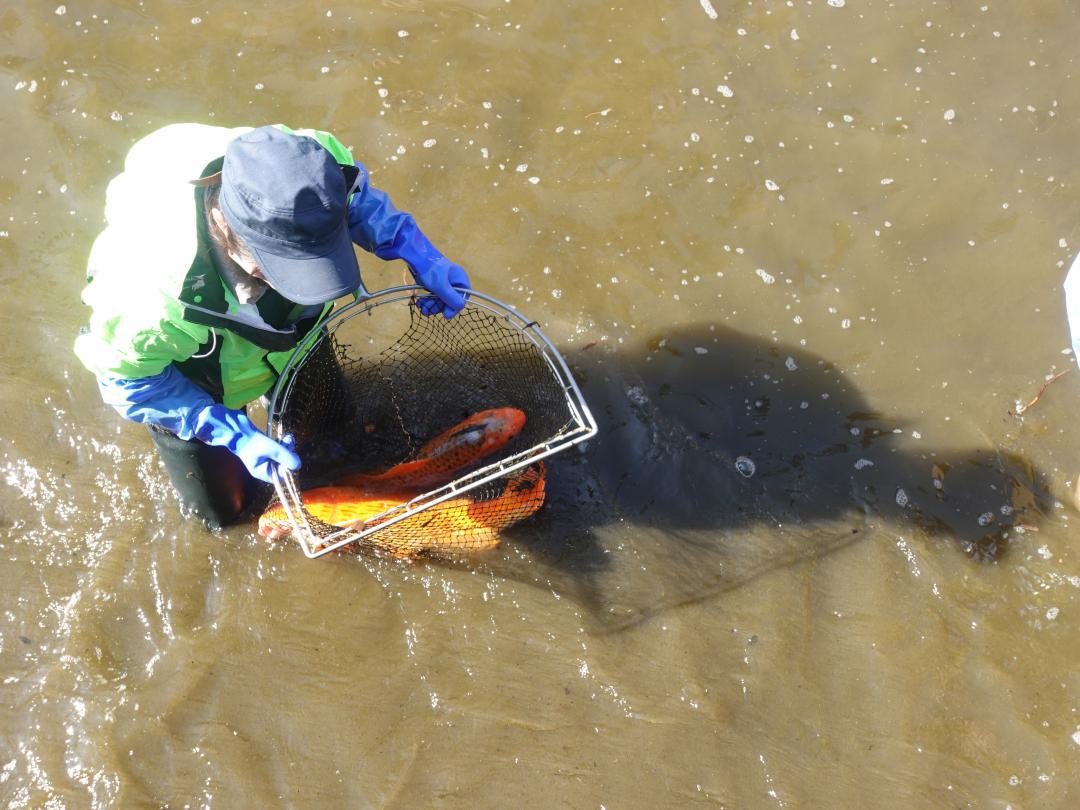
[488,323,1048,631]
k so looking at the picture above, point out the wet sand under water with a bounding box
[4,0,1080,806]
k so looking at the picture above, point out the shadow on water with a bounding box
[480,322,1049,631]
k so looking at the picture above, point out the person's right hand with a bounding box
[194,404,301,483]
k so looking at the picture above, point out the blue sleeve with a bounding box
[97,366,215,441]
[347,162,446,274]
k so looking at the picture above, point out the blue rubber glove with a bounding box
[411,257,471,318]
[345,165,471,318]
[193,404,301,483]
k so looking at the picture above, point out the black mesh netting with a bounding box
[266,301,578,556]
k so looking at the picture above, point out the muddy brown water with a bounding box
[4,1,1080,807]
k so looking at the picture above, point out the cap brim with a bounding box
[247,223,360,305]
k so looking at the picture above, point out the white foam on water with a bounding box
[895,536,921,576]
[699,0,719,20]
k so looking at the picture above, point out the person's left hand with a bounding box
[411,257,471,318]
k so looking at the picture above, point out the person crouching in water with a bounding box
[75,124,470,530]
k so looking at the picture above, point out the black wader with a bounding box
[148,424,257,530]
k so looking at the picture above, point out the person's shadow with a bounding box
[481,323,1048,631]
[285,314,1048,631]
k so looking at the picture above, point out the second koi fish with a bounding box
[337,407,526,492]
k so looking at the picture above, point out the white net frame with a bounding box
[266,285,597,558]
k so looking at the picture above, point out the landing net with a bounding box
[265,286,596,559]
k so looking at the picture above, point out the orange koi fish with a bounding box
[337,407,526,492]
[258,463,547,557]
